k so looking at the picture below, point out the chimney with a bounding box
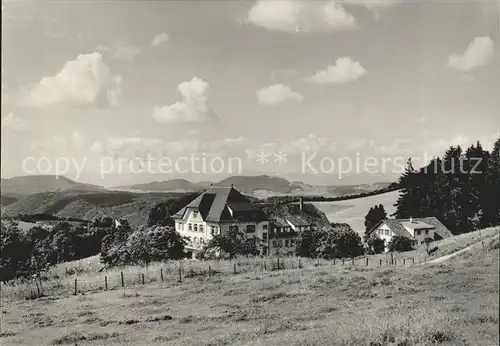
[410,217,413,223]
[299,197,304,211]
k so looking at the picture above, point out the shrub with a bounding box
[388,236,414,252]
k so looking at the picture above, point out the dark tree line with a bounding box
[1,218,108,281]
[394,137,500,234]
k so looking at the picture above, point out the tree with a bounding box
[0,221,30,281]
[147,193,199,227]
[387,236,414,252]
[424,237,433,254]
[366,236,385,255]
[364,204,387,242]
[295,228,320,258]
[204,226,246,260]
[317,223,365,259]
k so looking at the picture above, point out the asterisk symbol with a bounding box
[256,151,270,165]
[274,152,287,164]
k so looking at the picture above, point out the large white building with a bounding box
[172,185,269,258]
[366,217,453,251]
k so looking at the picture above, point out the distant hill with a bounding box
[1,175,105,196]
[2,190,192,228]
[215,175,302,194]
[114,179,202,192]
[111,175,393,198]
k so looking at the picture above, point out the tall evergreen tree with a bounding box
[364,204,387,242]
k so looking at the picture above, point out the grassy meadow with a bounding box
[1,228,498,345]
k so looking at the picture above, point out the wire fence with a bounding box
[1,251,450,302]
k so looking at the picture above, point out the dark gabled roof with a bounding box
[285,214,311,227]
[383,219,414,239]
[172,186,262,223]
[269,217,289,228]
[367,217,453,240]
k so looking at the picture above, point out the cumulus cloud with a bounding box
[97,41,142,61]
[342,0,402,20]
[152,77,219,124]
[305,57,366,84]
[448,36,494,72]
[1,112,29,131]
[256,84,303,105]
[21,52,122,108]
[247,0,357,33]
[151,32,169,46]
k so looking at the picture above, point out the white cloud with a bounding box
[283,134,336,154]
[152,77,219,123]
[305,57,366,84]
[247,0,357,33]
[151,32,169,46]
[373,138,410,155]
[21,52,122,108]
[1,112,29,131]
[97,41,142,61]
[256,83,303,105]
[448,36,494,72]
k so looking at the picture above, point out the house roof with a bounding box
[285,214,311,227]
[368,217,453,240]
[172,186,265,223]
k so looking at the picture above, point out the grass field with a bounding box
[312,190,399,236]
[1,229,498,346]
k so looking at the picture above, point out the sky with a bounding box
[1,0,499,186]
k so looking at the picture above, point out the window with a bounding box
[262,233,268,242]
[210,226,215,236]
[189,223,193,231]
[263,224,268,230]
[194,224,198,232]
[200,225,204,233]
[200,238,205,245]
[285,240,290,247]
[415,230,420,236]
[425,229,429,235]
[272,240,276,247]
[229,225,239,232]
[194,237,198,244]
[262,247,268,256]
[193,211,198,218]
[246,225,256,233]
[290,239,295,246]
[385,229,389,235]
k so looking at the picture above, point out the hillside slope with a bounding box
[2,191,192,227]
[313,190,400,235]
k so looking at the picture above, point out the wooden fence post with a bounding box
[233,263,237,274]
[333,258,335,266]
[178,268,182,282]
[121,272,124,287]
[105,276,108,291]
[277,258,280,270]
[141,273,145,285]
[342,258,345,265]
[160,268,164,282]
[264,261,267,271]
[74,278,77,296]
[366,257,368,266]
[412,257,415,264]
[298,259,302,269]
[380,259,382,266]
[351,258,354,265]
[35,281,41,298]
[403,258,406,266]
[208,265,211,276]
[390,252,394,265]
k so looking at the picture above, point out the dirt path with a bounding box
[425,232,499,264]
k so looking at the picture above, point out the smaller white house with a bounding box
[367,217,453,251]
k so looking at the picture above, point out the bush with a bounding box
[388,236,414,252]
[366,236,385,254]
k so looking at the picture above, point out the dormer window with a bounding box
[193,210,198,218]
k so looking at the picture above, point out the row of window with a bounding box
[272,239,296,248]
[178,223,220,236]
[415,229,430,236]
[229,225,256,233]
[187,236,206,246]
[378,229,390,236]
